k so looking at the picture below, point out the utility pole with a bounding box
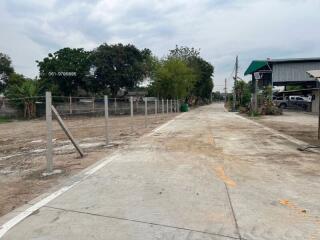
[233,56,238,111]
[224,78,227,104]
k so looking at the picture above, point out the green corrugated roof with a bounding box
[244,60,268,75]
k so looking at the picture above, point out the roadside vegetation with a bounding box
[0,116,11,124]
[0,45,214,119]
[226,80,282,116]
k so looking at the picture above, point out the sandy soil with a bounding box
[0,113,178,216]
[246,111,319,146]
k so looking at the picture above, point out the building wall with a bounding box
[312,90,319,113]
[0,101,20,117]
[272,62,320,83]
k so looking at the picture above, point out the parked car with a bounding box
[289,95,311,102]
[273,95,310,110]
[273,96,288,109]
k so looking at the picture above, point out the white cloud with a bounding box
[1,0,320,91]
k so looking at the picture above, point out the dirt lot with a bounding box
[0,113,178,216]
[248,110,319,145]
[2,103,319,239]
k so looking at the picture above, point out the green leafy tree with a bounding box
[0,53,14,93]
[151,58,196,99]
[5,78,39,118]
[190,57,214,103]
[234,80,251,107]
[91,43,145,97]
[141,48,159,79]
[168,46,214,103]
[7,73,27,86]
[286,84,304,91]
[168,45,200,60]
[212,91,224,101]
[37,48,92,96]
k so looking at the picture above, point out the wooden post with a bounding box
[46,92,53,173]
[104,96,109,145]
[170,99,173,113]
[114,98,117,114]
[166,99,169,114]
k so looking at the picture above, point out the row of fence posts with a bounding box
[46,92,180,173]
[66,96,181,115]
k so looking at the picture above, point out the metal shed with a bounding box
[245,58,320,87]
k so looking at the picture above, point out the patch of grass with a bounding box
[0,116,12,124]
[248,110,260,117]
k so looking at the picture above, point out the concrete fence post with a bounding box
[166,99,169,114]
[145,98,148,128]
[51,106,84,158]
[155,99,157,116]
[114,98,117,114]
[170,99,173,113]
[175,99,177,112]
[92,97,95,112]
[46,91,53,173]
[130,97,133,132]
[136,99,139,113]
[104,96,109,145]
[69,95,72,114]
[175,99,177,113]
[162,99,164,115]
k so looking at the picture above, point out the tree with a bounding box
[190,57,214,103]
[168,46,214,103]
[151,58,196,99]
[286,84,304,91]
[141,48,158,79]
[7,73,27,86]
[91,43,145,97]
[168,45,200,61]
[0,53,14,93]
[212,91,224,101]
[37,48,92,96]
[5,78,39,118]
[234,80,251,107]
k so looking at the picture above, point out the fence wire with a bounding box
[0,95,181,165]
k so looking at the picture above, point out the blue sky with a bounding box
[0,0,320,91]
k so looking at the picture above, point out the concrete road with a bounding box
[1,103,320,240]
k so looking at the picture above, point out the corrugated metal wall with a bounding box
[272,62,320,83]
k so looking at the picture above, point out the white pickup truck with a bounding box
[273,95,311,110]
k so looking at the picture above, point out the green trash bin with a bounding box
[180,103,189,112]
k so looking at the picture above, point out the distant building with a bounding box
[244,58,320,89]
[244,58,320,113]
[125,90,147,101]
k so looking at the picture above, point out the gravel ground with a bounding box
[246,110,319,146]
[1,103,319,240]
[0,113,178,216]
